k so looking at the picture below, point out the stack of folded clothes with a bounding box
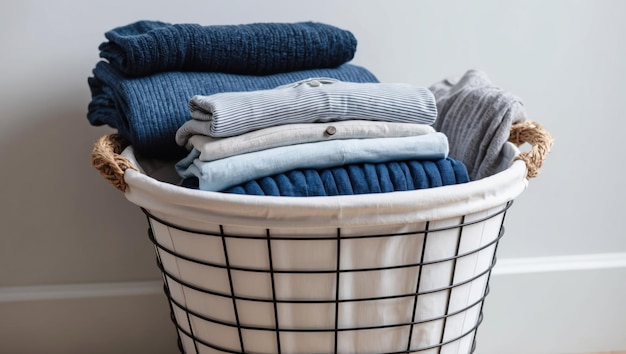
[87,20,379,159]
[175,78,471,196]
[87,20,477,197]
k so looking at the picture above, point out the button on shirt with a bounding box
[325,126,337,136]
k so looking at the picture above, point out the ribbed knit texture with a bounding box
[180,158,470,196]
[87,61,379,159]
[430,70,527,180]
[99,20,358,77]
[178,78,437,138]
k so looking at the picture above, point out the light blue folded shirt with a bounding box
[181,120,436,162]
[175,78,438,141]
[176,132,449,192]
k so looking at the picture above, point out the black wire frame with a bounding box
[143,200,512,354]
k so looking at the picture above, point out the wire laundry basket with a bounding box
[91,120,553,354]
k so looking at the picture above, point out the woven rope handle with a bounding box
[91,134,137,192]
[91,121,554,191]
[508,120,554,178]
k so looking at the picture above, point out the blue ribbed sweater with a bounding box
[99,20,358,77]
[87,62,379,158]
[181,158,470,196]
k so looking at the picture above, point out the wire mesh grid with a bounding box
[142,201,511,354]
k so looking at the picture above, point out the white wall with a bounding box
[1,1,625,353]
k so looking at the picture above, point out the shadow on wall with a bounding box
[0,88,161,287]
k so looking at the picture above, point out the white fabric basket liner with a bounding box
[120,145,529,354]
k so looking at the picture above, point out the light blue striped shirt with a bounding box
[176,78,438,141]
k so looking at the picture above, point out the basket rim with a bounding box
[120,145,528,229]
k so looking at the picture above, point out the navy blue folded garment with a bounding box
[99,20,358,77]
[181,158,470,196]
[87,61,379,159]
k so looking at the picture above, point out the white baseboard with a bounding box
[2,252,626,303]
[492,252,626,275]
[0,280,162,303]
